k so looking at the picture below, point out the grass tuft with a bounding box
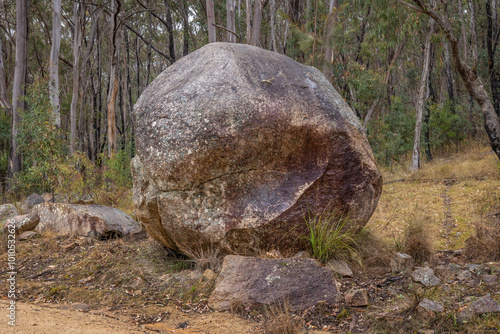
[304,211,357,264]
[264,299,301,334]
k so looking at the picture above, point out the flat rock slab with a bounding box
[209,255,339,311]
[418,299,444,313]
[3,214,40,235]
[412,267,441,287]
[33,203,142,238]
[457,294,500,323]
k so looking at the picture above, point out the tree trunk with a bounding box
[8,0,29,178]
[251,0,262,46]
[206,0,216,43]
[323,0,339,82]
[70,2,83,153]
[163,0,176,63]
[107,0,121,156]
[183,0,189,56]
[49,0,61,127]
[227,0,236,42]
[442,37,455,107]
[406,0,500,160]
[246,0,252,43]
[424,43,435,162]
[486,0,500,117]
[411,16,435,171]
[270,0,276,51]
[0,35,11,113]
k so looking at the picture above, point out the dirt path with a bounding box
[0,300,148,333]
[0,300,263,334]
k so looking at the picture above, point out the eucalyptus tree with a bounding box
[401,0,500,161]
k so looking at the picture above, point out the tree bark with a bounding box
[270,0,276,51]
[0,35,11,113]
[442,37,455,107]
[227,0,236,42]
[486,0,500,117]
[183,0,189,56]
[107,0,121,156]
[323,0,339,82]
[250,0,262,46]
[246,0,252,43]
[49,0,61,127]
[206,0,216,43]
[163,0,175,62]
[8,0,29,178]
[424,43,435,162]
[411,15,435,171]
[70,2,83,153]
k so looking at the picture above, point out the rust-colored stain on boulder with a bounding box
[132,42,382,255]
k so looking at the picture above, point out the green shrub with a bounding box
[12,76,66,195]
[368,95,415,165]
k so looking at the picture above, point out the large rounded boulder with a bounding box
[132,43,382,255]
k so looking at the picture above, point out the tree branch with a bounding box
[213,23,241,42]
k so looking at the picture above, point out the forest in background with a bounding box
[0,0,499,201]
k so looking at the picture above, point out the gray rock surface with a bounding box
[418,299,444,313]
[390,253,413,273]
[209,255,339,311]
[0,204,18,225]
[132,42,382,255]
[22,193,45,212]
[412,267,441,287]
[33,203,142,238]
[345,289,368,307]
[457,294,500,323]
[3,214,40,235]
[327,259,353,277]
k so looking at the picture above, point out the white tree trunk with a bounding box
[251,0,262,46]
[49,0,62,127]
[246,0,252,43]
[206,0,216,43]
[411,16,435,171]
[107,0,120,156]
[226,0,236,42]
[8,0,29,177]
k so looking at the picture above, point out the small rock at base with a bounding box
[390,253,413,273]
[327,259,353,277]
[202,269,217,281]
[457,294,500,323]
[417,298,444,318]
[483,274,498,286]
[18,231,39,241]
[457,270,472,281]
[412,267,441,287]
[345,289,368,307]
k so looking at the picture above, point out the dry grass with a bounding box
[401,212,434,265]
[355,227,393,269]
[184,244,223,272]
[264,299,302,334]
[369,144,499,254]
[464,218,500,262]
